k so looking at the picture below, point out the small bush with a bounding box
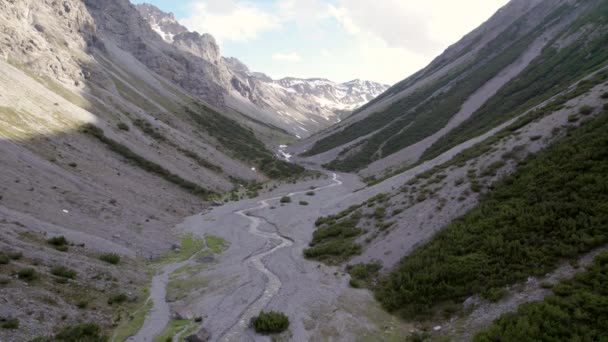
[18,268,38,282]
[482,287,508,302]
[107,293,128,305]
[48,236,68,246]
[579,106,593,115]
[51,266,77,279]
[306,191,315,196]
[604,103,608,111]
[299,201,309,206]
[0,253,9,265]
[601,92,608,99]
[470,180,482,193]
[568,115,579,122]
[540,282,554,289]
[48,236,69,252]
[347,262,382,288]
[280,196,291,203]
[54,323,106,341]
[373,207,386,219]
[252,311,289,334]
[68,162,78,168]
[117,122,130,131]
[529,135,542,141]
[8,252,22,260]
[0,317,19,329]
[99,253,120,265]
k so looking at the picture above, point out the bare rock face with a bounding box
[135,3,187,42]
[173,32,221,65]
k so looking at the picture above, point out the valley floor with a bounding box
[133,171,412,341]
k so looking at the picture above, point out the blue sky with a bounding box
[131,0,509,84]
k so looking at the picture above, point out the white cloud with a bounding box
[329,0,510,54]
[177,0,511,84]
[181,0,281,43]
[272,52,302,62]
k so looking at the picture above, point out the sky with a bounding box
[131,0,510,84]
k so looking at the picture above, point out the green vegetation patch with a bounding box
[0,317,19,329]
[153,319,193,342]
[17,268,38,282]
[99,253,121,265]
[183,103,304,179]
[253,311,290,334]
[347,262,382,289]
[475,251,608,341]
[205,234,229,254]
[111,294,153,341]
[156,233,205,265]
[375,111,608,319]
[50,266,77,279]
[166,276,209,303]
[47,235,69,252]
[304,209,363,264]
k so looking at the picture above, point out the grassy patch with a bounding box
[280,196,291,203]
[205,234,229,254]
[475,251,608,341]
[111,296,153,341]
[375,112,608,319]
[17,268,38,282]
[166,276,209,302]
[50,266,77,279]
[155,233,205,265]
[153,319,192,342]
[47,236,69,252]
[0,317,19,329]
[99,253,121,265]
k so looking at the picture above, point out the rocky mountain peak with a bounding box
[135,2,187,42]
[173,31,221,65]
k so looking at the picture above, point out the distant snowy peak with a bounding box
[135,3,187,43]
[273,77,390,111]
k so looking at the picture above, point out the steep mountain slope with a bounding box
[295,0,606,177]
[0,0,302,339]
[135,3,390,137]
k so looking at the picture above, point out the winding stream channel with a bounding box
[220,173,342,341]
[131,173,342,341]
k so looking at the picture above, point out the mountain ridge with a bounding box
[135,2,390,137]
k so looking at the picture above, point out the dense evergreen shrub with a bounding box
[375,112,608,319]
[252,311,289,334]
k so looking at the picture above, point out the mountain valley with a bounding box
[1,0,607,341]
